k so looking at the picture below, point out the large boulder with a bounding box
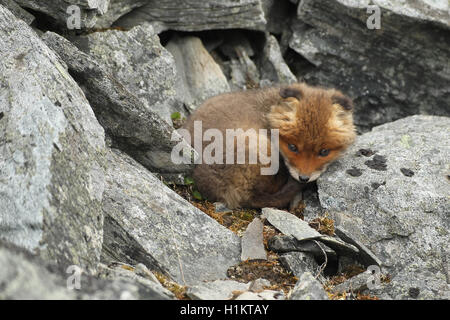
[318,115,450,299]
[15,0,109,29]
[112,0,266,33]
[71,24,184,124]
[41,31,195,174]
[0,5,105,273]
[288,0,450,131]
[101,148,241,286]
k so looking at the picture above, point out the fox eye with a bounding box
[288,144,298,153]
[318,149,330,157]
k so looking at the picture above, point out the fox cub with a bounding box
[183,83,356,209]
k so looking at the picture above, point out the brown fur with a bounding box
[183,83,356,209]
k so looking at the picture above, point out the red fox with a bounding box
[183,83,356,209]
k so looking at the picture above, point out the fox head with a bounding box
[267,83,356,183]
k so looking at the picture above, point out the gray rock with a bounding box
[78,276,172,300]
[234,291,263,300]
[335,226,382,267]
[257,290,285,300]
[96,263,174,299]
[259,34,297,86]
[95,0,147,28]
[0,241,171,300]
[15,0,109,29]
[318,115,450,299]
[235,290,284,300]
[41,31,195,174]
[0,7,105,273]
[249,278,271,292]
[241,218,267,261]
[113,0,266,33]
[0,0,34,24]
[301,186,326,221]
[268,235,336,260]
[166,36,230,113]
[0,241,76,299]
[316,236,359,257]
[279,252,319,278]
[187,280,250,300]
[289,0,450,131]
[262,208,322,241]
[102,148,241,286]
[72,24,185,124]
[289,272,329,300]
[331,270,375,294]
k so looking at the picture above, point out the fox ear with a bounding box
[332,94,353,111]
[280,87,302,100]
[268,99,298,133]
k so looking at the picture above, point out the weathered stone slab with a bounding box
[113,0,266,33]
[0,6,105,273]
[318,115,450,299]
[241,218,267,261]
[262,208,322,241]
[42,31,195,174]
[102,148,241,286]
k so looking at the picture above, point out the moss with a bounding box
[227,260,298,295]
[153,271,189,300]
[309,213,335,236]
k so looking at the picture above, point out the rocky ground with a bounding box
[0,0,449,300]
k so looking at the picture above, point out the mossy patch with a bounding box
[309,213,335,236]
[153,271,188,300]
[227,260,298,295]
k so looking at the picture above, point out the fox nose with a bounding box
[299,175,310,183]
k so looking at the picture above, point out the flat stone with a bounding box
[241,218,267,261]
[262,208,322,241]
[235,290,284,300]
[268,235,337,259]
[186,280,250,300]
[317,235,359,257]
[15,0,109,29]
[289,272,329,300]
[113,0,266,32]
[331,270,374,294]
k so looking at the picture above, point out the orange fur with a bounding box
[183,83,356,208]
